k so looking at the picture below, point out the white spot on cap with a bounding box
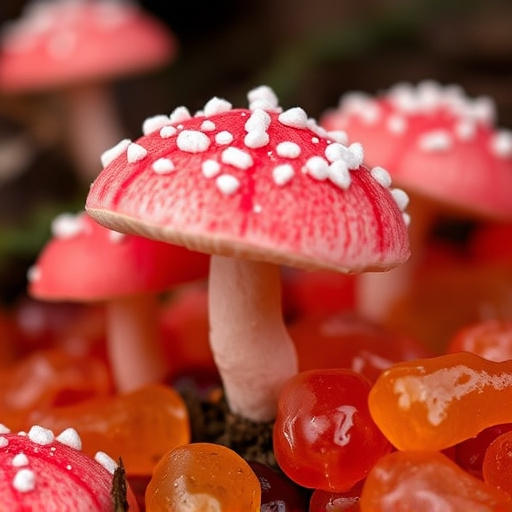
[328,160,351,189]
[200,120,216,132]
[278,107,308,129]
[216,174,240,195]
[0,437,9,448]
[127,143,147,163]
[455,120,476,141]
[221,147,253,169]
[370,166,392,188]
[160,125,177,139]
[491,130,512,158]
[56,428,82,450]
[94,451,118,474]
[244,109,271,132]
[273,164,295,186]
[244,130,269,148]
[101,139,131,167]
[202,160,221,178]
[276,141,301,158]
[142,115,171,136]
[12,453,29,467]
[402,212,411,226]
[51,212,84,239]
[327,130,349,145]
[177,130,211,153]
[418,130,453,152]
[0,425,11,434]
[28,425,54,445]
[386,115,407,134]
[215,131,234,145]
[248,86,280,111]
[170,106,191,124]
[303,156,329,180]
[152,158,175,174]
[345,142,364,169]
[391,188,410,211]
[13,468,35,493]
[324,143,345,163]
[253,204,262,213]
[203,97,232,116]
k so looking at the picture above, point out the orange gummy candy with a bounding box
[369,352,512,451]
[359,450,512,512]
[28,383,190,475]
[483,430,512,498]
[145,442,261,511]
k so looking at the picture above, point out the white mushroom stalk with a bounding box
[86,85,411,423]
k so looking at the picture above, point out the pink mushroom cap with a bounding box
[321,80,512,220]
[0,0,177,93]
[85,86,410,272]
[0,424,138,511]
[28,211,209,301]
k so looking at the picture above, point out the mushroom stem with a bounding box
[208,255,298,423]
[356,196,436,324]
[61,84,124,185]
[106,293,168,393]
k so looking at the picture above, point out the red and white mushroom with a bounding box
[321,80,512,323]
[85,85,410,422]
[27,211,209,392]
[0,424,139,511]
[0,0,177,182]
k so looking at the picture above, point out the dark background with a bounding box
[0,0,511,303]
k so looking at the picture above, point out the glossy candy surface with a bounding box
[455,423,512,478]
[28,383,190,476]
[248,461,308,511]
[483,430,512,497]
[359,450,512,512]
[145,442,261,511]
[309,479,364,511]
[274,369,391,492]
[369,352,512,450]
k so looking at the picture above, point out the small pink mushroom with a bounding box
[321,80,512,323]
[86,85,410,422]
[0,0,177,182]
[0,424,139,511]
[27,211,209,392]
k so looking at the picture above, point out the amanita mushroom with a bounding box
[85,85,410,422]
[27,211,209,392]
[0,0,177,182]
[321,80,512,323]
[0,423,139,511]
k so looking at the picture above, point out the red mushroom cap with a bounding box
[86,86,410,273]
[0,0,177,93]
[28,211,209,301]
[320,80,512,220]
[0,424,138,511]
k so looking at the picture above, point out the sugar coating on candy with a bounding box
[393,365,512,426]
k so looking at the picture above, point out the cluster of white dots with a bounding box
[337,80,512,158]
[100,85,409,223]
[2,0,136,57]
[26,211,125,285]
[0,424,117,494]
